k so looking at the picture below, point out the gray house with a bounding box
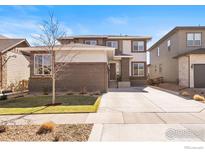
[148,26,205,88]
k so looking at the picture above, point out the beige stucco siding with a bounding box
[190,54,205,88]
[6,50,30,86]
[122,40,146,76]
[178,29,205,53]
[122,40,131,53]
[149,31,179,82]
[178,56,189,87]
[56,50,108,63]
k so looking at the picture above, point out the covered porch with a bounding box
[108,54,133,88]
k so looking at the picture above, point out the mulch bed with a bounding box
[157,83,184,92]
[0,124,93,141]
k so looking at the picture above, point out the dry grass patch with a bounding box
[37,121,56,135]
[180,91,190,97]
[193,94,205,102]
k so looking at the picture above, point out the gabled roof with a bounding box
[173,48,205,58]
[149,26,205,51]
[0,38,29,53]
[58,35,152,40]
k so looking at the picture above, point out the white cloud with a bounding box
[0,14,74,45]
[106,16,128,25]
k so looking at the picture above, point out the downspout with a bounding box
[188,55,190,88]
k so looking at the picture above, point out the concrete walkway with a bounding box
[1,86,205,141]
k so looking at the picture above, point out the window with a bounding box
[84,40,97,45]
[132,62,145,77]
[132,41,145,52]
[167,40,171,51]
[157,47,160,56]
[34,54,52,75]
[106,41,118,49]
[187,33,201,46]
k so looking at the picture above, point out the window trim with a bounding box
[84,40,97,45]
[167,40,171,47]
[106,40,119,49]
[157,47,160,57]
[131,62,146,77]
[132,40,146,52]
[186,32,202,47]
[34,54,52,76]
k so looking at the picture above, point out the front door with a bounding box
[110,63,116,80]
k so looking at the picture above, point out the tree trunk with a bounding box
[52,50,56,104]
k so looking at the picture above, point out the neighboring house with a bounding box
[58,35,151,88]
[148,26,205,88]
[0,35,30,90]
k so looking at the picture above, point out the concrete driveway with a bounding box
[88,86,205,141]
[1,86,205,141]
[99,86,205,113]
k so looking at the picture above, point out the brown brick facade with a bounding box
[121,58,130,81]
[29,62,108,93]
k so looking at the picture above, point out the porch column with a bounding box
[121,58,130,81]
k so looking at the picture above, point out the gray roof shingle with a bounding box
[0,38,25,52]
[173,48,205,58]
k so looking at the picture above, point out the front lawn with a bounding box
[0,95,100,115]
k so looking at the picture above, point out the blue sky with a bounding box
[0,5,205,47]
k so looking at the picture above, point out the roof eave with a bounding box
[1,39,29,53]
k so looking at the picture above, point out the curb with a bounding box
[149,85,180,95]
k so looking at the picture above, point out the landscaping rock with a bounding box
[0,124,93,141]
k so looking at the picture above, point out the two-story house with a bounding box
[58,35,151,88]
[18,35,151,93]
[148,26,205,88]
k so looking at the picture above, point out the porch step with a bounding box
[109,81,118,88]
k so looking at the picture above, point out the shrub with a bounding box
[37,121,55,135]
[0,125,7,133]
[193,94,205,102]
[180,91,190,97]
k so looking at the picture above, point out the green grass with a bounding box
[0,95,101,115]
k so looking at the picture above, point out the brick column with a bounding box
[121,58,130,81]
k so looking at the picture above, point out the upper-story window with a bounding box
[157,47,160,57]
[132,41,145,52]
[106,41,118,49]
[187,33,201,46]
[167,40,171,51]
[84,40,97,45]
[34,54,52,75]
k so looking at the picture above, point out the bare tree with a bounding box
[0,53,17,89]
[33,12,79,104]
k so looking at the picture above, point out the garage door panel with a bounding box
[194,64,205,88]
